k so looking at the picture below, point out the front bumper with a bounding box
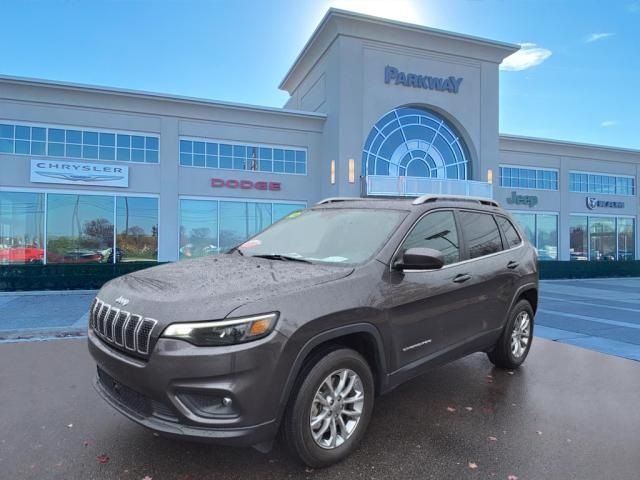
[88,328,285,446]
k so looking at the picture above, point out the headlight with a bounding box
[161,313,278,346]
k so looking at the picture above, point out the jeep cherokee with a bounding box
[88,194,538,467]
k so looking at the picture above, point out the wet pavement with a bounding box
[1,337,639,480]
[0,290,95,340]
[536,278,640,361]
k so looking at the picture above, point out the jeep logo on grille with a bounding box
[115,296,130,306]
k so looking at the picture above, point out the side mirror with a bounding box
[394,247,444,271]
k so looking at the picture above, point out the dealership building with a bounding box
[1,9,638,266]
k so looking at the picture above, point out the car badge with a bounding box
[115,296,130,306]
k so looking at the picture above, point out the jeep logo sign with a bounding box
[384,65,463,94]
[211,178,281,191]
[506,191,538,208]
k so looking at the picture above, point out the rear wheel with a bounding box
[487,299,534,369]
[282,348,374,468]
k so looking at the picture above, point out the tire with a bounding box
[487,299,534,369]
[282,347,375,468]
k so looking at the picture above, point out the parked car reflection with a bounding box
[0,245,44,264]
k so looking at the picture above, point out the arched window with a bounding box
[362,106,469,180]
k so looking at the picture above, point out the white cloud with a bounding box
[585,32,615,43]
[629,1,640,13]
[601,120,618,128]
[500,43,552,71]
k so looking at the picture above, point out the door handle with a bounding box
[507,261,519,269]
[453,274,471,283]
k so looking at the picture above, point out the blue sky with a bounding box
[2,0,639,149]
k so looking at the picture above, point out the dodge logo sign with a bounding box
[211,178,281,191]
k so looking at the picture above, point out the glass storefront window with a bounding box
[219,201,272,251]
[179,199,219,259]
[179,138,307,175]
[4,192,161,265]
[46,194,114,264]
[0,192,45,264]
[273,203,302,222]
[179,199,305,258]
[570,215,635,261]
[512,212,558,260]
[116,197,158,262]
[589,217,616,261]
[512,213,535,244]
[536,214,558,261]
[617,218,635,261]
[569,216,588,261]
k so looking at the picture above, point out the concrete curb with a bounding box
[0,290,98,297]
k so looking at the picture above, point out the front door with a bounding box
[380,209,475,369]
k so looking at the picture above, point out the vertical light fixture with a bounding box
[348,158,355,183]
[330,160,336,184]
[487,169,493,184]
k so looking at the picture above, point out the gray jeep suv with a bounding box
[88,195,538,467]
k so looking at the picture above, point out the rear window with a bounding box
[496,216,522,248]
[459,211,503,259]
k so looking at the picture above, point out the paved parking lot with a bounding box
[1,278,639,478]
[0,337,639,480]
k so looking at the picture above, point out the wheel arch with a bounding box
[516,285,538,314]
[277,323,388,422]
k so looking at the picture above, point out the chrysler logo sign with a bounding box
[384,65,463,94]
[30,160,129,187]
[586,197,624,209]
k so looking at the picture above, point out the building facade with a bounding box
[1,9,638,266]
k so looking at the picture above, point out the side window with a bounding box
[459,211,504,259]
[496,216,522,248]
[401,211,460,265]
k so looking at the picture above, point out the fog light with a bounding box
[177,392,238,418]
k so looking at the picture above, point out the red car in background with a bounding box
[0,246,44,264]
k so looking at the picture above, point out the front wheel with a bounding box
[487,299,534,369]
[282,348,374,468]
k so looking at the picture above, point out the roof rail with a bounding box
[412,194,500,208]
[316,197,367,205]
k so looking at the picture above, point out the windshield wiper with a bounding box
[250,254,312,264]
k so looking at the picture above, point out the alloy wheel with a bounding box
[309,368,365,449]
[510,311,531,359]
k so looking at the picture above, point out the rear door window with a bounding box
[496,216,522,248]
[458,211,504,259]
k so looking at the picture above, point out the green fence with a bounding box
[1,260,639,291]
[0,262,162,291]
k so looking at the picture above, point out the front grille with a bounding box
[91,298,157,357]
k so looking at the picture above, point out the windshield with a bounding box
[236,208,407,265]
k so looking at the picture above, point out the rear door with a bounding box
[452,209,513,340]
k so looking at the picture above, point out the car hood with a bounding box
[98,255,354,323]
